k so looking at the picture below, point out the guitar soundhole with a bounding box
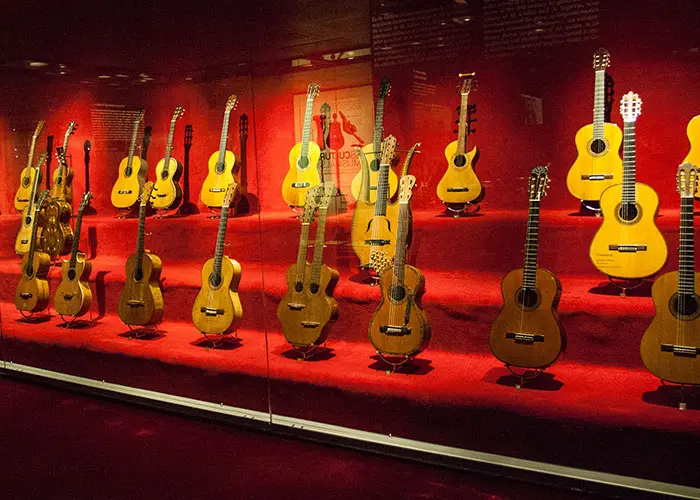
[160,170,168,180]
[309,283,319,294]
[68,269,76,281]
[298,156,309,169]
[133,268,143,281]
[215,162,225,174]
[294,282,304,293]
[25,265,34,277]
[125,166,133,177]
[56,177,63,185]
[209,273,222,289]
[369,159,380,172]
[390,285,406,302]
[618,203,638,222]
[24,216,32,225]
[22,176,30,188]
[517,288,539,309]
[672,294,699,318]
[453,154,467,167]
[590,139,607,155]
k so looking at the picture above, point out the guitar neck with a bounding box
[164,120,177,163]
[27,206,43,269]
[392,200,411,286]
[294,222,312,283]
[593,69,606,138]
[457,93,469,154]
[213,206,230,276]
[26,136,39,170]
[679,196,695,296]
[372,97,385,153]
[135,203,148,274]
[69,207,86,269]
[374,163,390,216]
[218,109,232,163]
[521,200,541,290]
[310,206,329,285]
[126,120,141,168]
[621,121,637,204]
[400,147,417,177]
[299,97,315,160]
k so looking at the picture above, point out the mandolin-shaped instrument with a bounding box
[282,83,322,208]
[192,183,243,336]
[15,191,51,314]
[277,183,339,348]
[15,152,47,255]
[201,95,240,209]
[54,192,93,318]
[14,120,46,211]
[49,121,78,204]
[111,109,147,209]
[152,106,185,211]
[117,182,164,326]
[368,175,430,362]
[42,148,75,259]
[489,166,566,369]
[641,163,700,385]
[589,92,668,279]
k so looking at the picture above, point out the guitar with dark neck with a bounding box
[179,124,199,214]
[15,191,51,314]
[82,140,96,215]
[235,114,257,214]
[14,120,45,211]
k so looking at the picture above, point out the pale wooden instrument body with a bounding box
[281,141,321,207]
[192,257,243,335]
[49,165,74,204]
[436,142,482,204]
[41,199,74,258]
[686,116,700,200]
[152,157,182,210]
[589,182,667,279]
[489,268,565,369]
[111,156,147,209]
[54,255,92,317]
[200,151,238,208]
[118,252,164,326]
[15,208,44,255]
[351,202,401,268]
[350,143,398,203]
[15,252,51,313]
[14,169,41,212]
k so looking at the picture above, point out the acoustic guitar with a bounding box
[14,120,46,211]
[369,175,430,361]
[152,106,185,211]
[589,92,668,279]
[351,77,397,203]
[200,95,240,209]
[436,73,483,206]
[566,48,624,203]
[54,192,93,318]
[49,121,78,204]
[684,116,700,201]
[277,183,339,348]
[15,152,47,255]
[117,182,164,326]
[111,109,147,209]
[42,148,75,259]
[15,191,51,314]
[192,183,243,336]
[641,163,700,385]
[489,166,565,369]
[282,83,322,207]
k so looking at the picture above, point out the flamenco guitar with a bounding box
[49,121,78,204]
[683,115,700,201]
[277,183,339,349]
[566,48,624,203]
[489,166,565,369]
[200,95,240,209]
[641,163,700,385]
[282,83,321,208]
[111,109,147,209]
[589,92,667,279]
[436,73,482,206]
[54,192,93,318]
[118,182,164,327]
[15,152,47,255]
[14,120,46,211]
[152,106,185,211]
[192,183,243,336]
[42,148,75,259]
[15,191,51,314]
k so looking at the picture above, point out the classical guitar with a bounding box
[566,48,624,203]
[436,73,483,206]
[683,116,700,200]
[368,175,430,361]
[178,124,199,215]
[589,92,667,279]
[192,183,243,336]
[117,182,164,326]
[42,148,75,259]
[14,120,46,211]
[15,152,47,255]
[152,106,185,211]
[282,83,322,207]
[15,191,51,314]
[351,77,397,203]
[201,95,240,209]
[489,166,565,369]
[641,163,700,385]
[277,183,339,348]
[49,121,78,204]
[54,192,93,318]
[111,109,147,209]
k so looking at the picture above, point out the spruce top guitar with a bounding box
[351,77,396,203]
[111,109,147,209]
[15,152,47,255]
[684,115,700,200]
[277,183,339,348]
[49,121,78,204]
[152,106,185,210]
[15,191,51,314]
[201,95,240,208]
[641,162,700,385]
[282,83,322,207]
[14,120,46,211]
[54,192,93,318]
[566,48,624,203]
[589,92,668,279]
[436,73,483,206]
[192,183,243,336]
[489,166,565,369]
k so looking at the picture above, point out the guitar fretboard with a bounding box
[621,121,637,204]
[372,97,385,155]
[299,97,315,162]
[592,69,606,139]
[163,118,178,168]
[679,196,695,296]
[391,199,411,286]
[126,119,141,171]
[217,109,232,165]
[135,203,148,276]
[374,161,390,217]
[310,205,330,286]
[294,223,312,284]
[457,92,469,155]
[68,205,86,270]
[522,200,540,290]
[213,205,230,276]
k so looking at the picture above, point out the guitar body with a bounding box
[686,117,700,201]
[282,142,322,207]
[111,156,147,209]
[42,199,74,258]
[118,252,164,326]
[489,268,565,369]
[589,183,667,279]
[192,257,243,335]
[436,142,482,204]
[15,252,51,313]
[277,262,339,347]
[54,255,92,317]
[200,151,238,208]
[14,168,41,211]
[369,265,430,357]
[152,157,183,210]
[566,123,624,201]
[49,166,74,204]
[351,201,402,268]
[641,271,700,385]
[15,208,44,255]
[350,143,399,203]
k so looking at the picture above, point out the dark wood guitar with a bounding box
[179,124,199,214]
[235,113,257,214]
[489,166,565,369]
[82,140,96,215]
[15,191,51,313]
[42,148,74,259]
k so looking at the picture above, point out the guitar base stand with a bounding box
[660,380,698,411]
[376,352,412,375]
[445,202,480,218]
[202,331,240,349]
[291,342,327,361]
[177,202,199,216]
[58,307,95,329]
[116,208,136,219]
[608,277,646,297]
[17,308,52,323]
[506,365,544,390]
[579,200,602,217]
[124,324,159,339]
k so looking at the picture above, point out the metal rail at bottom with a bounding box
[2,360,699,500]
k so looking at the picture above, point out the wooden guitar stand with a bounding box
[506,364,545,390]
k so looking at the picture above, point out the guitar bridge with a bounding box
[287,303,305,311]
[62,294,75,301]
[301,321,320,328]
[126,300,145,307]
[16,198,29,203]
[200,307,224,317]
[19,292,33,299]
[505,332,545,344]
[156,193,167,198]
[581,174,614,180]
[117,190,133,194]
[365,239,391,246]
[208,188,225,193]
[379,325,411,336]
[661,344,699,357]
[291,182,311,188]
[369,186,378,191]
[446,187,470,192]
[609,244,647,253]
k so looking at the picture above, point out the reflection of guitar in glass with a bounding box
[317,105,346,214]
[339,111,363,146]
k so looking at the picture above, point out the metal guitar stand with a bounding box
[291,342,328,361]
[377,352,413,375]
[57,307,95,329]
[445,202,481,218]
[506,364,545,390]
[660,380,699,411]
[202,330,240,349]
[124,323,159,339]
[608,277,646,297]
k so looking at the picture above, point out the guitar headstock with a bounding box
[140,182,155,207]
[184,125,193,148]
[66,121,78,137]
[55,146,66,165]
[677,162,698,198]
[593,48,611,71]
[135,108,145,124]
[172,106,185,122]
[35,190,49,213]
[378,76,391,99]
[239,114,248,138]
[528,166,550,201]
[381,135,397,165]
[79,192,94,212]
[34,152,47,169]
[222,181,239,209]
[300,185,322,224]
[34,120,46,138]
[458,72,476,95]
[225,94,239,112]
[619,91,642,122]
[398,175,417,203]
[307,82,320,101]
